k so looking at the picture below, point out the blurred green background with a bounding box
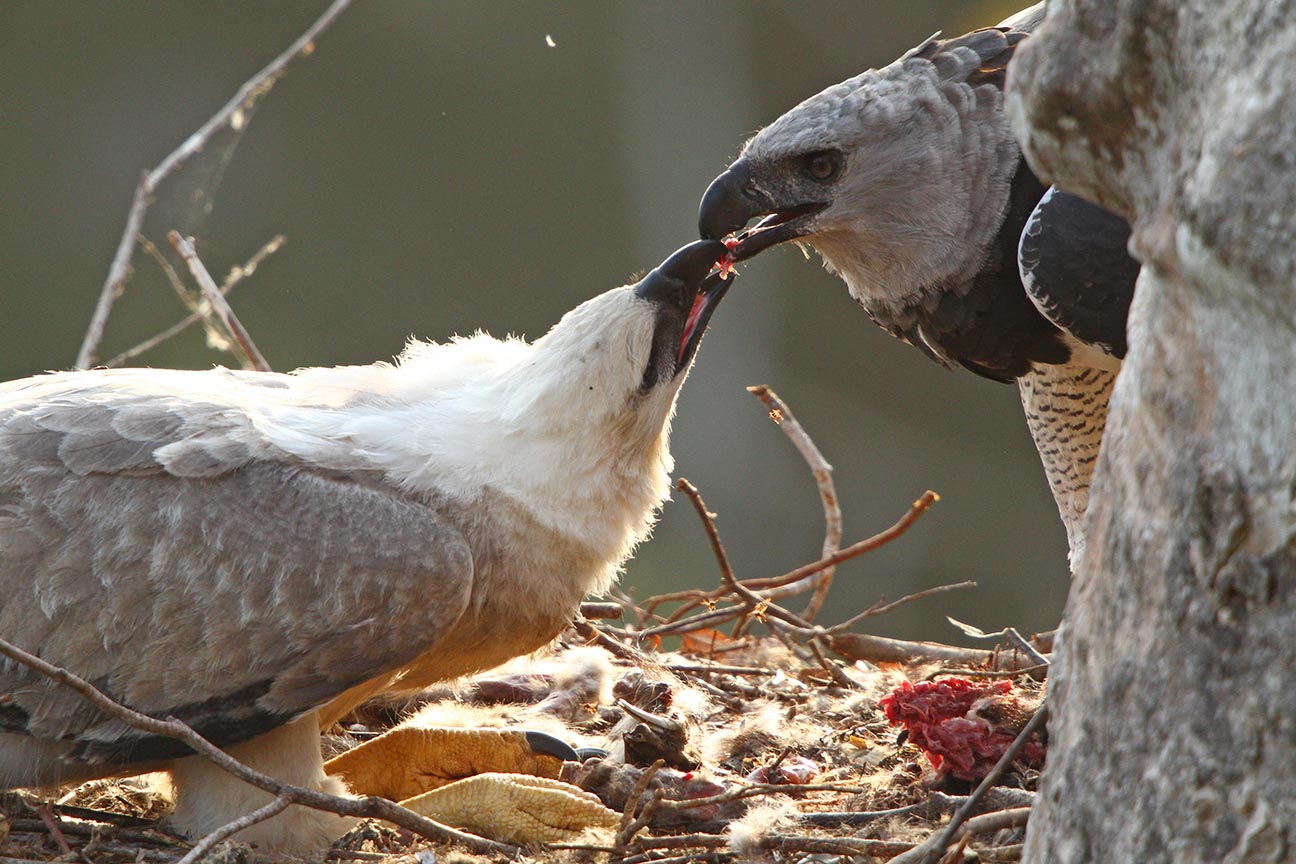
[0,1,1065,643]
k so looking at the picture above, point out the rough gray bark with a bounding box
[1005,3,1296,862]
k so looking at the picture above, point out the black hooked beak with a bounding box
[698,159,828,261]
[634,239,726,304]
[634,239,734,384]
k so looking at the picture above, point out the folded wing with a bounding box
[0,369,473,781]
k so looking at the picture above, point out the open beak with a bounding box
[634,239,735,380]
[697,160,828,261]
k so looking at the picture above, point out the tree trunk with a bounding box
[1005,3,1296,862]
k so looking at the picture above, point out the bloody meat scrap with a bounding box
[880,677,1045,783]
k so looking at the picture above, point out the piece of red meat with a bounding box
[880,678,1045,783]
[715,237,739,279]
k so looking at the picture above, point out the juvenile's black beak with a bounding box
[634,239,726,304]
[634,239,734,387]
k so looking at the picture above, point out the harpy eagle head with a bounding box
[522,238,732,413]
[697,27,1025,319]
[367,238,733,570]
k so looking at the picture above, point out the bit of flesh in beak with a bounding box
[726,202,829,261]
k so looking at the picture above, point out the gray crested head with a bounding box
[698,26,1027,318]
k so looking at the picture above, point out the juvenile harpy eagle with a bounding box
[0,239,732,850]
[697,6,1139,564]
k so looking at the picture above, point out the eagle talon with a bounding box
[399,773,620,844]
[324,723,619,842]
[522,730,583,764]
[325,726,585,803]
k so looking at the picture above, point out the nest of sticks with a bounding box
[1,386,1051,864]
[2,10,1053,856]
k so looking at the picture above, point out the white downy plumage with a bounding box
[0,239,731,850]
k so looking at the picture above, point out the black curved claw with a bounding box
[523,729,583,763]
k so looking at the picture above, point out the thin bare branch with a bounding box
[168,232,270,372]
[659,662,771,676]
[798,788,1034,827]
[174,794,291,864]
[578,601,623,620]
[621,832,916,860]
[1002,627,1050,667]
[638,605,744,640]
[640,490,940,643]
[135,232,235,356]
[32,804,71,855]
[103,313,207,369]
[77,0,350,368]
[827,580,978,634]
[619,852,728,864]
[136,233,199,312]
[828,631,1045,671]
[958,806,1032,835]
[927,664,1051,680]
[103,236,285,369]
[675,478,814,634]
[747,385,841,621]
[221,234,286,293]
[81,172,151,367]
[612,760,664,862]
[808,636,859,690]
[571,617,655,665]
[654,781,870,813]
[750,490,939,590]
[758,834,915,858]
[673,479,739,591]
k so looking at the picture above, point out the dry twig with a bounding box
[31,805,71,856]
[746,385,842,621]
[829,580,977,633]
[76,0,350,368]
[168,232,270,372]
[807,636,859,690]
[798,788,1034,827]
[136,233,196,312]
[616,831,917,863]
[1002,627,1050,668]
[640,490,940,642]
[654,781,869,814]
[174,794,290,864]
[828,631,1045,671]
[675,478,814,637]
[578,601,624,620]
[755,490,939,590]
[571,617,654,665]
[612,760,664,863]
[106,235,287,368]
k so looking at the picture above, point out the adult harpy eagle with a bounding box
[0,239,732,850]
[697,5,1139,564]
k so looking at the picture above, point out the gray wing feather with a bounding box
[0,370,473,775]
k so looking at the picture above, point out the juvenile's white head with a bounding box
[697,27,1025,317]
[264,240,732,576]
